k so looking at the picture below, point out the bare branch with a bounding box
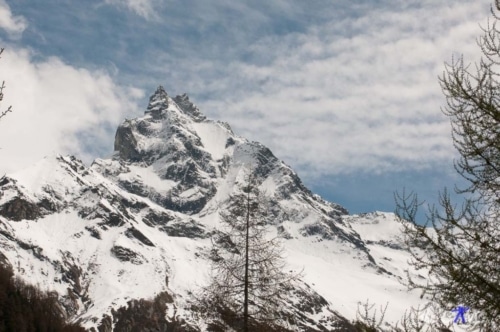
[0,48,13,122]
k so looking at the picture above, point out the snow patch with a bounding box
[191,122,230,160]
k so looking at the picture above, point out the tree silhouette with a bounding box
[200,174,300,332]
[395,3,500,330]
[0,263,85,331]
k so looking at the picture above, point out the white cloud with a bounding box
[0,47,144,174]
[189,1,491,179]
[0,0,27,38]
[0,0,491,184]
[104,0,157,20]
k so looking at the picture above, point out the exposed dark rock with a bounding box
[143,210,174,226]
[114,122,141,162]
[366,239,404,250]
[111,245,145,265]
[119,177,215,216]
[173,93,206,122]
[301,222,333,240]
[125,227,155,247]
[120,197,149,211]
[301,218,361,245]
[377,266,393,276]
[153,189,213,215]
[0,197,41,221]
[85,226,102,239]
[60,155,87,173]
[253,144,278,179]
[0,176,9,186]
[63,265,82,295]
[37,197,59,213]
[168,195,210,215]
[211,232,239,256]
[118,179,150,198]
[225,137,235,148]
[78,206,105,221]
[102,213,125,227]
[217,155,232,178]
[0,229,15,242]
[161,220,206,238]
[183,140,207,163]
[136,120,154,136]
[277,225,292,239]
[146,86,170,120]
[327,206,349,219]
[17,240,43,256]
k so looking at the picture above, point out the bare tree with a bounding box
[393,304,449,332]
[0,48,12,121]
[200,174,299,332]
[394,306,429,332]
[352,299,388,332]
[395,3,500,330]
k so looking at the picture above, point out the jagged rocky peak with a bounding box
[145,85,169,118]
[144,86,206,122]
[114,86,220,163]
[111,87,238,213]
[111,86,349,219]
[173,93,206,122]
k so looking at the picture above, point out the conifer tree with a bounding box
[201,174,298,332]
[395,3,500,330]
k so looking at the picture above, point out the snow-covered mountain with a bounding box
[0,87,430,330]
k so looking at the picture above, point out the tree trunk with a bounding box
[243,186,250,332]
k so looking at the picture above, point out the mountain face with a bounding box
[0,87,424,331]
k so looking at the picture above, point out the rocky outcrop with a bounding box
[114,122,141,162]
[173,93,206,122]
[0,196,42,221]
[111,245,146,265]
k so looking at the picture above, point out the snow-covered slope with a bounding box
[0,87,434,330]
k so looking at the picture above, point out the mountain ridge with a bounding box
[0,87,426,330]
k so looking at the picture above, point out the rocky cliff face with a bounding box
[0,87,423,330]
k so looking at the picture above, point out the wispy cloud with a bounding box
[164,1,490,180]
[103,0,158,20]
[0,0,27,38]
[0,0,492,185]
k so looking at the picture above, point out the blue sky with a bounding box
[0,0,492,216]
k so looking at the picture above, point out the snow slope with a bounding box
[0,87,467,331]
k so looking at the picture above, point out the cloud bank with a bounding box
[0,46,143,174]
[158,1,489,179]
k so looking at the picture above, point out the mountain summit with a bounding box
[0,88,424,330]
